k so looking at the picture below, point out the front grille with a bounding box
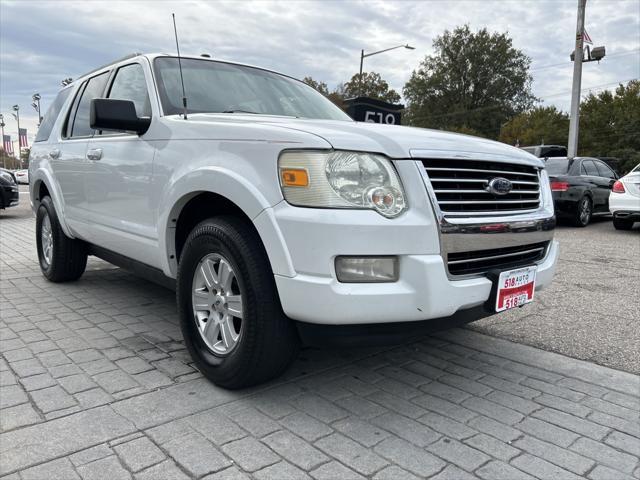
[421,158,541,216]
[447,242,548,276]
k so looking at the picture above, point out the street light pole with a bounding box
[32,93,42,126]
[358,44,415,95]
[12,105,21,167]
[567,0,587,159]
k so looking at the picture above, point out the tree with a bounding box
[342,72,401,103]
[302,76,346,108]
[302,76,330,96]
[20,148,30,168]
[579,80,640,173]
[403,25,536,138]
[499,106,569,146]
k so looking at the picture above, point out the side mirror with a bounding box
[90,98,150,135]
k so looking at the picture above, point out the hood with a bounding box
[256,117,542,167]
[172,114,542,167]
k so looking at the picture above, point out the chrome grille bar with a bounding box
[447,246,545,265]
[421,158,542,216]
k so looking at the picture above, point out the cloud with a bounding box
[1,0,638,143]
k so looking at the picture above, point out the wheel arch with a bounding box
[30,172,74,238]
[158,168,295,279]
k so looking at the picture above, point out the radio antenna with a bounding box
[172,13,188,120]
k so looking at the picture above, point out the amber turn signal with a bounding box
[280,168,309,187]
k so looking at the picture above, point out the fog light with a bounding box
[335,256,398,283]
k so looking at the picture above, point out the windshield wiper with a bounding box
[221,109,261,114]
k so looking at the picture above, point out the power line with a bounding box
[530,49,640,72]
[540,78,638,99]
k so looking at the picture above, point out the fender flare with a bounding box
[158,166,295,278]
[30,169,74,238]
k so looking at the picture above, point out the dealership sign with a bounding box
[344,97,404,125]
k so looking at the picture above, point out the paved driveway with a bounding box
[1,192,639,479]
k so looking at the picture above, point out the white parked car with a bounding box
[14,169,29,184]
[610,163,640,230]
[29,53,559,388]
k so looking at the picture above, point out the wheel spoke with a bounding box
[226,295,243,319]
[218,259,233,291]
[201,260,218,289]
[193,290,209,310]
[220,315,238,349]
[203,317,220,343]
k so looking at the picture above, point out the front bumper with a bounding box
[1,185,19,208]
[275,240,558,325]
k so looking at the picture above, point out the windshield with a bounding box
[545,158,571,175]
[153,57,351,121]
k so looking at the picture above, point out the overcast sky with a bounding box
[1,0,638,143]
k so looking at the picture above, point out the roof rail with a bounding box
[77,52,143,80]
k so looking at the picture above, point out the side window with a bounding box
[595,161,616,179]
[108,64,151,117]
[70,72,110,138]
[581,160,599,176]
[35,88,72,142]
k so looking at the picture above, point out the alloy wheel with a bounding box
[40,212,53,266]
[191,253,243,356]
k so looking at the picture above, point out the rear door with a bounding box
[83,61,158,267]
[580,159,609,210]
[54,72,110,237]
[593,160,617,211]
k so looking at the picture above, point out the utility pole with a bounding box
[0,114,5,169]
[567,0,587,159]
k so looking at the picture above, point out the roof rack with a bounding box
[77,52,143,80]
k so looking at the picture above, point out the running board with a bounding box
[87,244,176,291]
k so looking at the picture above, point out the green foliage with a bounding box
[579,81,640,173]
[20,147,30,168]
[499,81,639,175]
[499,106,569,146]
[302,76,346,108]
[403,25,536,138]
[342,72,401,103]
[302,76,330,96]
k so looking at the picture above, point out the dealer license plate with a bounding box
[495,266,537,312]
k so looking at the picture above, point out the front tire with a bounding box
[613,216,634,230]
[36,196,87,282]
[572,196,592,227]
[177,216,298,389]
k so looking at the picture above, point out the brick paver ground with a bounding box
[1,208,639,479]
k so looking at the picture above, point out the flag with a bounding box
[19,128,28,148]
[583,29,593,45]
[3,135,14,155]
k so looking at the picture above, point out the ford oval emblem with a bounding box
[486,177,513,196]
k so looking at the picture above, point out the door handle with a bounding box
[49,149,60,159]
[87,148,103,161]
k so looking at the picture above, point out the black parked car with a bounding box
[546,157,618,227]
[0,168,20,210]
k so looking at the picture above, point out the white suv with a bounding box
[30,53,558,388]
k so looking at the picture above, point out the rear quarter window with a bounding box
[34,87,73,142]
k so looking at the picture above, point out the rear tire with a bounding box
[613,216,634,230]
[36,196,87,282]
[571,196,592,227]
[177,216,299,389]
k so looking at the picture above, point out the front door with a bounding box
[84,61,158,267]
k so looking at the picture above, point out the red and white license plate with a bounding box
[495,266,537,312]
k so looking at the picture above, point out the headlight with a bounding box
[279,150,407,218]
[0,171,15,184]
